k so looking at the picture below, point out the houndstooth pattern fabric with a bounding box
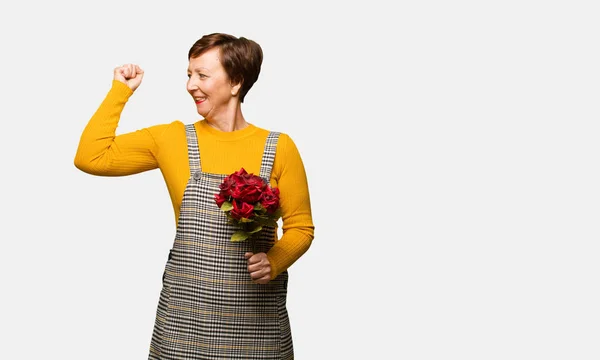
[148,124,292,359]
[260,132,279,183]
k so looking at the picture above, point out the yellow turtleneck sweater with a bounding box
[74,80,314,279]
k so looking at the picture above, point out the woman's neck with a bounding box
[204,102,248,132]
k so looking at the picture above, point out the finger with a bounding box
[249,266,270,280]
[244,252,253,260]
[248,256,263,265]
[114,67,124,80]
[250,269,270,280]
[247,261,266,273]
[253,274,271,285]
[248,252,268,264]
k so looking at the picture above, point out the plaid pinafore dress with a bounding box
[148,124,293,360]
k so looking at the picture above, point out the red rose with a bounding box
[234,168,249,177]
[228,169,246,188]
[214,191,228,208]
[230,200,254,220]
[237,185,262,204]
[260,187,280,214]
[244,175,266,189]
[219,175,237,196]
[230,186,243,200]
[229,168,249,186]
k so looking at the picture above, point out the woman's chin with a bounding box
[196,104,212,118]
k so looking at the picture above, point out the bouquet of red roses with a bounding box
[214,168,282,242]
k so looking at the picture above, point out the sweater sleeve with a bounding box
[266,134,315,279]
[74,80,165,176]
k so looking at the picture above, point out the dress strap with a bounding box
[185,123,202,175]
[259,132,280,183]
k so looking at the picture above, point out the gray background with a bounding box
[1,1,598,359]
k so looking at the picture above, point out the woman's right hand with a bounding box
[114,63,144,91]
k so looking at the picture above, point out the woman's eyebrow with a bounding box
[187,67,210,73]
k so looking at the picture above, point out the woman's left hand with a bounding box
[245,252,272,284]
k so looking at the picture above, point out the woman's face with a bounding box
[186,47,240,119]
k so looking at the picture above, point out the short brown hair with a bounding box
[188,33,263,103]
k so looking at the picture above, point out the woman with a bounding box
[74,33,314,360]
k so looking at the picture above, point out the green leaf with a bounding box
[254,203,264,211]
[231,231,249,242]
[240,217,253,223]
[248,225,263,234]
[221,201,233,211]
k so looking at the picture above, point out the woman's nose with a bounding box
[187,79,198,92]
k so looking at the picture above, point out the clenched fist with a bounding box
[114,64,144,91]
[245,252,272,284]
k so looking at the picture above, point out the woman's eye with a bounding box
[186,74,191,78]
[199,74,207,79]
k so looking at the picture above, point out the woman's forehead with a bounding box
[188,48,222,72]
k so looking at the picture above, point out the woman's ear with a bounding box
[231,81,242,96]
